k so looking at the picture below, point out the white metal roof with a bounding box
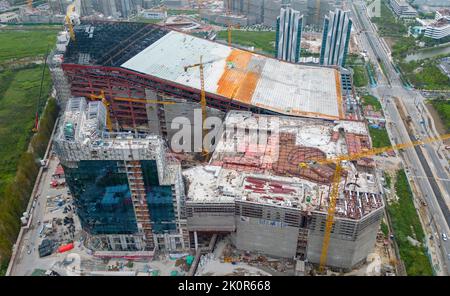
[121,31,342,120]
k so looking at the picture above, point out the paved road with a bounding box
[10,155,70,276]
[349,0,450,274]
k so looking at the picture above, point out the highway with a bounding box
[349,0,450,275]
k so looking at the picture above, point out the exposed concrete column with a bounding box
[145,88,163,135]
[120,235,128,250]
[194,231,198,251]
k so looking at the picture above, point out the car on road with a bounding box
[442,233,448,241]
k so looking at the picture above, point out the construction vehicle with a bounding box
[50,180,66,188]
[298,132,450,272]
[27,0,33,10]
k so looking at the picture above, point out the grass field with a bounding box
[167,9,197,16]
[131,17,162,24]
[369,127,391,148]
[384,172,392,188]
[0,66,52,194]
[0,27,56,271]
[430,99,450,132]
[387,170,433,275]
[346,55,369,87]
[216,30,276,55]
[0,28,58,63]
[352,64,369,87]
[380,221,389,237]
[399,60,450,90]
[0,27,56,194]
[362,94,382,111]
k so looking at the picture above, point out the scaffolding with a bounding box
[48,50,71,108]
[126,160,154,250]
[54,98,186,251]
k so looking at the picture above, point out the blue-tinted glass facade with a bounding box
[140,160,176,233]
[320,17,329,65]
[64,160,138,235]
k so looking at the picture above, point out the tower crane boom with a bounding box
[300,132,450,271]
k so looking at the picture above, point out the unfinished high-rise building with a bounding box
[54,97,188,252]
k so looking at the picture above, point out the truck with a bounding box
[50,180,66,188]
[38,224,44,235]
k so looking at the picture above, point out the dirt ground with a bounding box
[425,103,450,145]
[383,37,397,50]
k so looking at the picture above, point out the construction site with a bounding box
[53,97,187,253]
[16,10,388,275]
[59,20,344,121]
[184,111,384,270]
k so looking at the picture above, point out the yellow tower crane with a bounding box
[113,97,178,105]
[298,132,450,272]
[183,56,219,157]
[89,93,179,132]
[65,4,76,41]
[319,162,342,273]
[197,0,202,21]
[227,0,232,46]
[225,0,241,46]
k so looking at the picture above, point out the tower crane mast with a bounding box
[65,4,76,41]
[184,56,218,157]
[299,132,450,272]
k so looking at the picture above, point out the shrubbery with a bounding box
[431,97,450,132]
[0,98,59,275]
[399,59,450,90]
[387,170,433,275]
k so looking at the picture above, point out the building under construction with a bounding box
[51,20,383,270]
[183,111,384,270]
[54,97,188,253]
[54,100,384,269]
[61,21,345,131]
